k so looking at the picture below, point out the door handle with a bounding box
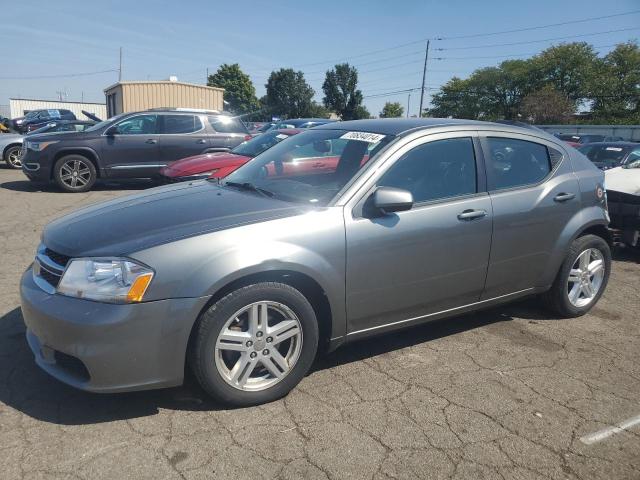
[197,139,207,144]
[554,192,575,202]
[145,139,157,144]
[457,209,487,221]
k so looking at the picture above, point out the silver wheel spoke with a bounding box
[217,330,251,352]
[588,259,603,276]
[267,319,301,346]
[229,353,259,386]
[269,348,290,373]
[569,283,582,304]
[568,268,582,284]
[582,281,594,298]
[567,248,605,307]
[578,250,590,270]
[261,356,286,379]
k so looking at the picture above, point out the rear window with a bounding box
[578,145,629,165]
[208,116,248,134]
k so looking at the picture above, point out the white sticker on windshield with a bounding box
[340,131,386,143]
[606,147,623,151]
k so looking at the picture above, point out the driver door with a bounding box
[344,133,493,334]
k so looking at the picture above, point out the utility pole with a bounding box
[206,68,209,85]
[407,92,411,118]
[418,40,430,118]
[118,47,123,82]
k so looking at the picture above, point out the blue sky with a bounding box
[1,0,638,118]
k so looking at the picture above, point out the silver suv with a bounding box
[20,119,611,406]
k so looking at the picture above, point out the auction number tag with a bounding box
[605,147,623,151]
[340,131,386,143]
[275,134,288,140]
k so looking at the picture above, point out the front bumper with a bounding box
[20,149,50,181]
[20,267,210,393]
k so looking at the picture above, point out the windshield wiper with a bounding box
[224,181,274,198]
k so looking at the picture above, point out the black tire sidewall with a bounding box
[53,155,96,192]
[554,235,611,317]
[192,282,319,407]
[5,145,22,169]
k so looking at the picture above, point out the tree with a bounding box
[352,105,371,119]
[521,85,573,124]
[380,102,404,118]
[207,63,258,114]
[322,63,365,120]
[307,102,331,118]
[590,42,640,122]
[264,69,316,118]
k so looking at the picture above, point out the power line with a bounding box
[0,69,118,80]
[435,43,624,60]
[437,27,640,51]
[439,9,640,40]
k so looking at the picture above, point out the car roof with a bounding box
[275,128,303,135]
[313,118,542,136]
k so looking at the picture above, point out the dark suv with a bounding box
[13,109,76,133]
[21,109,250,192]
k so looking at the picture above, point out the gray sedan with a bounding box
[0,133,24,169]
[21,119,611,406]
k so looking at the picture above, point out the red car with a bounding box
[160,129,302,182]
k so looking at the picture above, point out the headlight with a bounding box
[57,258,154,303]
[26,140,58,152]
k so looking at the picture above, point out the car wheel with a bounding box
[542,234,611,318]
[190,282,319,407]
[5,145,22,169]
[53,155,97,192]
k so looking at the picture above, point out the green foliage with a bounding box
[322,63,365,120]
[352,105,371,120]
[264,69,316,119]
[380,102,404,118]
[426,41,640,125]
[207,63,258,114]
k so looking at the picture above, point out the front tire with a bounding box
[190,282,319,407]
[53,155,96,192]
[5,145,22,169]
[542,234,611,317]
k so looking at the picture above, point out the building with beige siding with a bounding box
[9,98,106,121]
[103,80,224,118]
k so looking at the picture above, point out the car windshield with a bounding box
[24,111,40,119]
[84,114,126,132]
[221,129,393,206]
[578,145,630,166]
[231,130,294,158]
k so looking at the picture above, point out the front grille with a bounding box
[44,248,71,267]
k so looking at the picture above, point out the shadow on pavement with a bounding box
[0,297,554,425]
[0,179,158,193]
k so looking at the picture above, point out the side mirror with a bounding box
[370,186,413,215]
[104,126,117,136]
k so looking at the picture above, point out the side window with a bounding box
[485,137,551,191]
[161,114,202,134]
[378,137,477,203]
[114,114,158,135]
[627,148,640,164]
[208,115,248,134]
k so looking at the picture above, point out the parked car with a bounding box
[577,142,640,170]
[558,134,624,148]
[21,109,251,192]
[605,159,640,248]
[160,128,303,182]
[0,133,24,169]
[20,118,611,407]
[268,118,337,130]
[13,109,76,134]
[27,120,97,135]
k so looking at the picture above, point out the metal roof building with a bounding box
[103,80,224,118]
[9,98,107,121]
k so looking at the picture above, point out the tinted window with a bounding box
[208,116,248,134]
[161,114,202,134]
[626,148,640,164]
[485,137,551,190]
[114,114,158,135]
[232,130,293,157]
[378,138,477,203]
[578,145,629,166]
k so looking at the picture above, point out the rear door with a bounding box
[207,115,249,150]
[479,132,580,298]
[101,113,160,177]
[157,114,209,164]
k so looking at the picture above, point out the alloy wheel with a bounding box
[567,248,605,308]
[59,159,91,189]
[214,301,303,391]
[7,147,22,168]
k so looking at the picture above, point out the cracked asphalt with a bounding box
[1,168,639,480]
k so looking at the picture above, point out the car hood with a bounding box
[163,152,249,176]
[43,181,306,257]
[0,133,23,145]
[605,166,640,196]
[27,130,95,142]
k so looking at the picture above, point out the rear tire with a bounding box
[4,145,22,169]
[542,234,611,317]
[189,282,318,407]
[53,155,96,192]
